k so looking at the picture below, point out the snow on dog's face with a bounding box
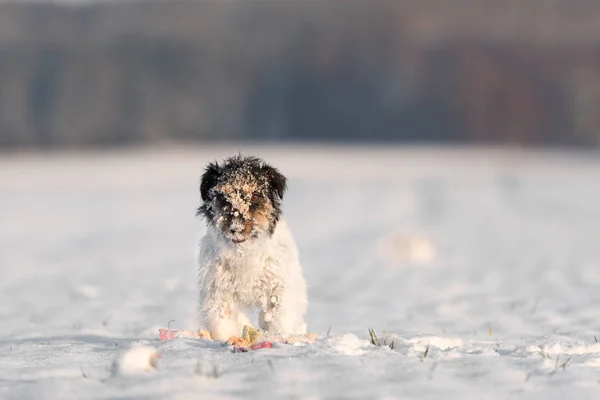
[197,155,287,244]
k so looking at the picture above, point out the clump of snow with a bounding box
[377,233,436,265]
[406,336,465,351]
[110,346,161,376]
[323,334,370,355]
[73,284,101,299]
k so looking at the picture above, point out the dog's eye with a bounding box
[250,194,260,204]
[214,193,228,205]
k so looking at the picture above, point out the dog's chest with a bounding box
[216,245,279,305]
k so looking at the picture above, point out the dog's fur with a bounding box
[196,155,307,340]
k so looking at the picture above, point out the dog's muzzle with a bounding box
[228,219,246,243]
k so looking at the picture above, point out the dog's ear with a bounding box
[200,162,221,202]
[262,164,287,200]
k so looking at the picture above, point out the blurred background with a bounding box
[1,0,600,148]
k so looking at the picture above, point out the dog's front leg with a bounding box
[257,285,278,334]
[265,293,307,335]
[203,295,240,341]
[259,285,302,335]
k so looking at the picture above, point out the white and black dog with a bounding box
[196,155,307,341]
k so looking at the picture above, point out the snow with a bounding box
[1,145,600,399]
[110,345,161,376]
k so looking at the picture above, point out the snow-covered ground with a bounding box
[1,146,600,399]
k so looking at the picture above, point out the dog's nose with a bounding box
[230,225,243,234]
[229,219,244,235]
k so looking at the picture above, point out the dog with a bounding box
[196,155,307,341]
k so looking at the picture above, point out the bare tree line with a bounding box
[1,0,600,147]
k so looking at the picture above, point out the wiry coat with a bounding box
[196,155,307,340]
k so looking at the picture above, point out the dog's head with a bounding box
[197,155,287,244]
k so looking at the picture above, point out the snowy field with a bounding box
[1,145,600,399]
